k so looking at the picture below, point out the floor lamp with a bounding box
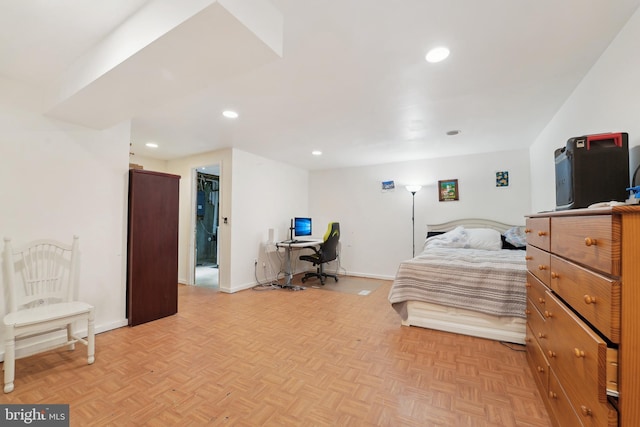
[405,185,422,257]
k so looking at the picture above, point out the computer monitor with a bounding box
[294,217,312,237]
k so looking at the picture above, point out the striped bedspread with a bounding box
[389,247,527,319]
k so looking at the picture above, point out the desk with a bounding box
[275,239,322,288]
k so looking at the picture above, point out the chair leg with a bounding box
[301,264,322,284]
[66,324,76,351]
[87,309,95,365]
[4,331,15,393]
[318,264,326,284]
[321,272,339,282]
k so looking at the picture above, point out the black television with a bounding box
[294,217,312,237]
[555,132,629,210]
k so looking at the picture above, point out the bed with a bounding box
[388,218,528,344]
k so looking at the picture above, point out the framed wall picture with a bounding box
[438,179,459,201]
[381,180,395,192]
[496,171,509,187]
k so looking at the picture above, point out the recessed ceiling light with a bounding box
[145,142,159,148]
[222,110,238,119]
[446,130,461,136]
[425,47,450,63]
[312,150,322,156]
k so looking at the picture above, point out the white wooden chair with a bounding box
[2,236,95,393]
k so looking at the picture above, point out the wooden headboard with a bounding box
[427,218,518,234]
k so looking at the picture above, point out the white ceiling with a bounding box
[2,0,639,170]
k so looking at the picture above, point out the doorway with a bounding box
[194,166,220,288]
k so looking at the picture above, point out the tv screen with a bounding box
[294,217,312,237]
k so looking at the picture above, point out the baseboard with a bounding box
[343,271,395,281]
[97,319,129,334]
[220,281,256,294]
[205,272,393,294]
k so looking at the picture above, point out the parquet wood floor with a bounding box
[1,277,551,426]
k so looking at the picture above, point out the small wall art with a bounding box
[496,171,509,187]
[438,179,459,201]
[381,180,395,192]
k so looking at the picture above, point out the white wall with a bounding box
[229,149,309,291]
[309,149,531,279]
[529,8,640,212]
[162,149,232,288]
[158,148,307,292]
[0,106,131,357]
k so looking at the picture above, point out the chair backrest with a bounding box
[320,222,340,262]
[3,237,79,313]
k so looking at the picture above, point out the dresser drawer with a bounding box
[526,298,549,355]
[550,255,621,343]
[548,370,585,427]
[526,324,549,393]
[526,272,548,315]
[545,292,616,426]
[526,245,551,286]
[525,217,550,251]
[607,348,619,397]
[550,215,621,276]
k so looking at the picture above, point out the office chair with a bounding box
[299,222,340,285]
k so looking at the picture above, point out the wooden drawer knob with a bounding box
[524,228,531,234]
[538,264,547,271]
[551,272,559,279]
[580,405,592,417]
[584,237,597,246]
[538,332,546,339]
[538,297,545,304]
[584,294,596,304]
[537,231,547,237]
[525,309,531,316]
[537,366,545,373]
[547,350,556,358]
[544,310,552,319]
[549,391,557,399]
[574,348,585,358]
[525,256,533,260]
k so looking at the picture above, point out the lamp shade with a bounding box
[405,185,422,193]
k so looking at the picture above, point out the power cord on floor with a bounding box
[336,252,347,276]
[500,341,526,352]
[252,260,278,291]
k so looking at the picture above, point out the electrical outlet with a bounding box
[262,262,266,268]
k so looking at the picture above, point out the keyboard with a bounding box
[282,239,315,244]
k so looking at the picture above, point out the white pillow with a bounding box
[424,226,469,249]
[465,228,502,251]
[504,226,527,248]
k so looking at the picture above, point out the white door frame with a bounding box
[188,164,221,285]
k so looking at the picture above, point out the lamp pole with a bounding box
[405,185,422,257]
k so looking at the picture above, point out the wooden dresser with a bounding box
[525,206,640,427]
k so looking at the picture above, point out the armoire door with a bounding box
[127,169,180,326]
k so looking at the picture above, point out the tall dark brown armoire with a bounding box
[127,169,180,326]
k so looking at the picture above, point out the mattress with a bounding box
[401,300,526,344]
[389,247,527,321]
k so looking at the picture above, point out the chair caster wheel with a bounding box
[334,277,339,282]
